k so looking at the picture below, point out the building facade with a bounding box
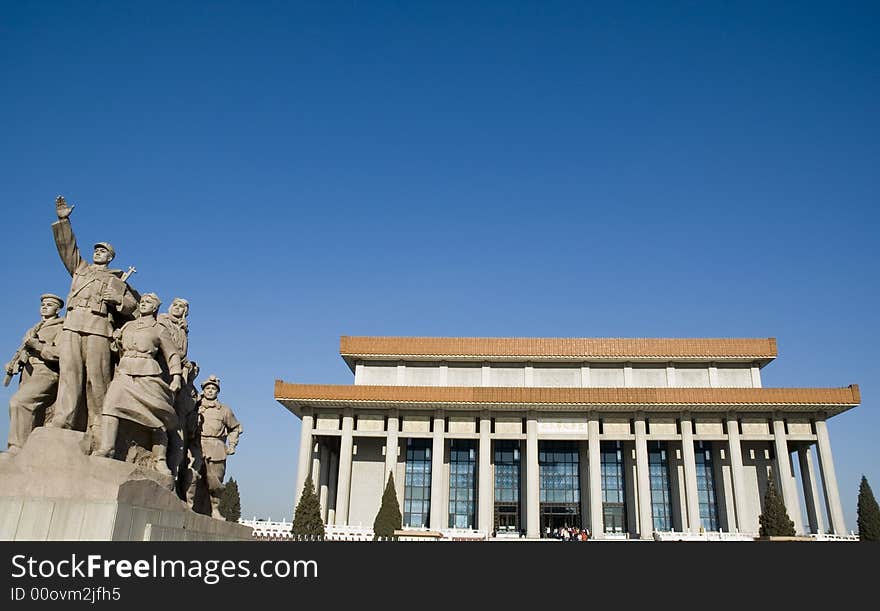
[275,337,859,539]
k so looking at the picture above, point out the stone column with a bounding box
[335,409,354,526]
[725,414,748,533]
[526,412,539,538]
[478,412,492,533]
[311,440,321,487]
[680,415,701,532]
[578,439,589,532]
[385,410,399,483]
[772,417,803,534]
[327,449,339,525]
[798,445,824,534]
[588,416,603,538]
[319,442,330,522]
[430,411,445,530]
[815,418,846,535]
[634,415,653,539]
[294,409,314,508]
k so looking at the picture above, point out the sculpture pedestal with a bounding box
[0,427,252,541]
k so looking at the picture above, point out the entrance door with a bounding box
[540,505,581,537]
[603,503,626,534]
[495,504,520,533]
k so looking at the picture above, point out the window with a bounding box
[539,441,582,535]
[539,441,580,504]
[601,441,627,533]
[448,440,477,529]
[648,442,673,531]
[494,440,521,532]
[695,442,719,531]
[403,439,432,527]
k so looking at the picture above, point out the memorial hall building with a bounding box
[274,336,859,539]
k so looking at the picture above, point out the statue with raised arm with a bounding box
[93,292,182,476]
[4,294,65,453]
[197,375,242,518]
[47,196,138,450]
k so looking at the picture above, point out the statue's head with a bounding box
[201,375,220,400]
[138,293,161,317]
[169,297,189,319]
[92,242,115,265]
[39,293,64,318]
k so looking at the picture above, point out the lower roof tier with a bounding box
[274,381,860,418]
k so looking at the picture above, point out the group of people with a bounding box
[549,526,591,541]
[3,196,241,519]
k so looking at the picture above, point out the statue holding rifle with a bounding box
[4,294,65,453]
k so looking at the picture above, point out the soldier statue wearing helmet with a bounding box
[197,375,242,518]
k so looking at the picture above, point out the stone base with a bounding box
[0,427,252,541]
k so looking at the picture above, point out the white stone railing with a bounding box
[653,530,757,541]
[324,525,375,541]
[810,532,859,541]
[239,518,295,540]
[323,525,488,541]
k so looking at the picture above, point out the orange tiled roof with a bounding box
[339,337,778,361]
[275,381,858,414]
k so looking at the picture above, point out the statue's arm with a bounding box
[33,324,63,363]
[51,218,85,277]
[157,329,183,391]
[117,286,138,317]
[7,324,38,371]
[225,408,242,454]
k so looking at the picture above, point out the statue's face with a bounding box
[40,299,60,318]
[203,385,219,400]
[92,246,112,265]
[139,297,160,316]
[169,300,188,319]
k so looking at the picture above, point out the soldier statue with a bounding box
[4,294,65,453]
[158,297,201,487]
[47,196,137,450]
[197,375,242,518]
[94,293,182,475]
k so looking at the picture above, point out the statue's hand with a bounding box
[226,446,236,456]
[55,195,74,219]
[101,287,121,304]
[170,375,182,394]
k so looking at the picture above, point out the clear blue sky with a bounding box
[1,1,877,531]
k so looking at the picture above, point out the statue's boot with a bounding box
[211,496,222,519]
[152,429,172,477]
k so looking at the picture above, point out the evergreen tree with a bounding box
[291,473,325,540]
[218,477,241,522]
[758,474,796,537]
[857,475,880,542]
[373,473,403,540]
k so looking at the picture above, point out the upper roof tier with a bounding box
[340,336,778,370]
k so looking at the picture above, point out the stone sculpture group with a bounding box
[3,196,242,519]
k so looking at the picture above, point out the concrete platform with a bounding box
[0,427,252,541]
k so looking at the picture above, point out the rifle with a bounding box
[3,330,35,387]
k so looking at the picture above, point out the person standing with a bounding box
[158,297,200,485]
[4,293,65,453]
[93,293,182,475]
[47,196,137,449]
[197,375,242,518]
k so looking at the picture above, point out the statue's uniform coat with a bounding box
[101,318,182,430]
